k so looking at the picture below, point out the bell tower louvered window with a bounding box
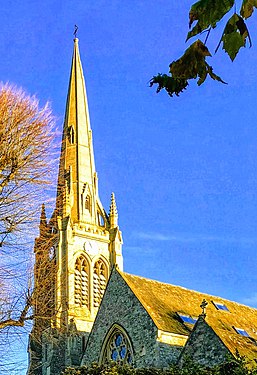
[93,259,107,307]
[74,256,89,308]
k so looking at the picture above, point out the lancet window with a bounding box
[81,184,91,215]
[93,259,107,307]
[74,256,89,308]
[68,125,75,144]
[101,326,133,364]
[97,211,105,227]
[85,194,91,212]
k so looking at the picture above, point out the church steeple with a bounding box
[28,37,123,375]
[57,38,102,225]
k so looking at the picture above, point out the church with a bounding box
[27,38,257,375]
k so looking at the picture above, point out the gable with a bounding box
[119,271,257,361]
[178,317,231,367]
[82,268,160,367]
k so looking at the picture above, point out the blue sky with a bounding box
[1,1,257,372]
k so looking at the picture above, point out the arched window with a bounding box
[93,259,107,307]
[68,125,75,144]
[97,211,105,227]
[101,326,133,364]
[74,256,89,308]
[85,194,91,212]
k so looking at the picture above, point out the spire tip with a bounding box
[73,25,79,41]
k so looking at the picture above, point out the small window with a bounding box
[85,195,91,212]
[234,327,249,337]
[68,125,75,144]
[212,302,229,311]
[98,212,105,227]
[82,336,86,352]
[178,314,197,324]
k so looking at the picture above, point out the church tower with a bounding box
[28,38,123,375]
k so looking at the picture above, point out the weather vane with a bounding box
[74,25,78,38]
[200,299,208,317]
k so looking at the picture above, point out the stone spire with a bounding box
[109,192,118,228]
[56,38,101,224]
[28,36,123,375]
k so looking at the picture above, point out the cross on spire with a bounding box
[74,24,78,38]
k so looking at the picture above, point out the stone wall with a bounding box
[82,269,180,368]
[41,328,90,375]
[178,317,231,367]
[158,342,183,368]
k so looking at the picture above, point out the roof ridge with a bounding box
[120,271,257,311]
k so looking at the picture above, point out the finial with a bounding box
[109,193,118,215]
[200,299,208,318]
[39,203,47,235]
[40,203,46,221]
[109,193,118,228]
[73,25,78,39]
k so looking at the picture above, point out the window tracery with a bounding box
[74,256,89,308]
[102,327,133,364]
[93,259,107,307]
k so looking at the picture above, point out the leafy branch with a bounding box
[151,0,256,97]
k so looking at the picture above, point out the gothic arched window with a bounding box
[101,326,133,364]
[68,125,75,144]
[85,194,91,212]
[93,259,107,307]
[97,211,105,227]
[74,256,89,308]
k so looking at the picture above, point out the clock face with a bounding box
[83,240,98,256]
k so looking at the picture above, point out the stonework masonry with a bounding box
[28,38,123,375]
[159,343,183,368]
[178,317,231,367]
[28,37,257,375]
[82,268,183,368]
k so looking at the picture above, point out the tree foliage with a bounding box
[0,83,53,249]
[150,0,256,97]
[61,355,257,375]
[0,83,54,372]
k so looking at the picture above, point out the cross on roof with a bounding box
[200,299,208,316]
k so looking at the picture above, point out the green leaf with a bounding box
[170,40,226,85]
[215,13,251,61]
[150,40,226,97]
[149,74,188,97]
[240,0,257,19]
[206,63,227,84]
[187,0,234,40]
[170,40,211,80]
[223,31,245,60]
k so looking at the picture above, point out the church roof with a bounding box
[119,270,257,361]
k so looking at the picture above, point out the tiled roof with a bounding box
[119,270,257,361]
